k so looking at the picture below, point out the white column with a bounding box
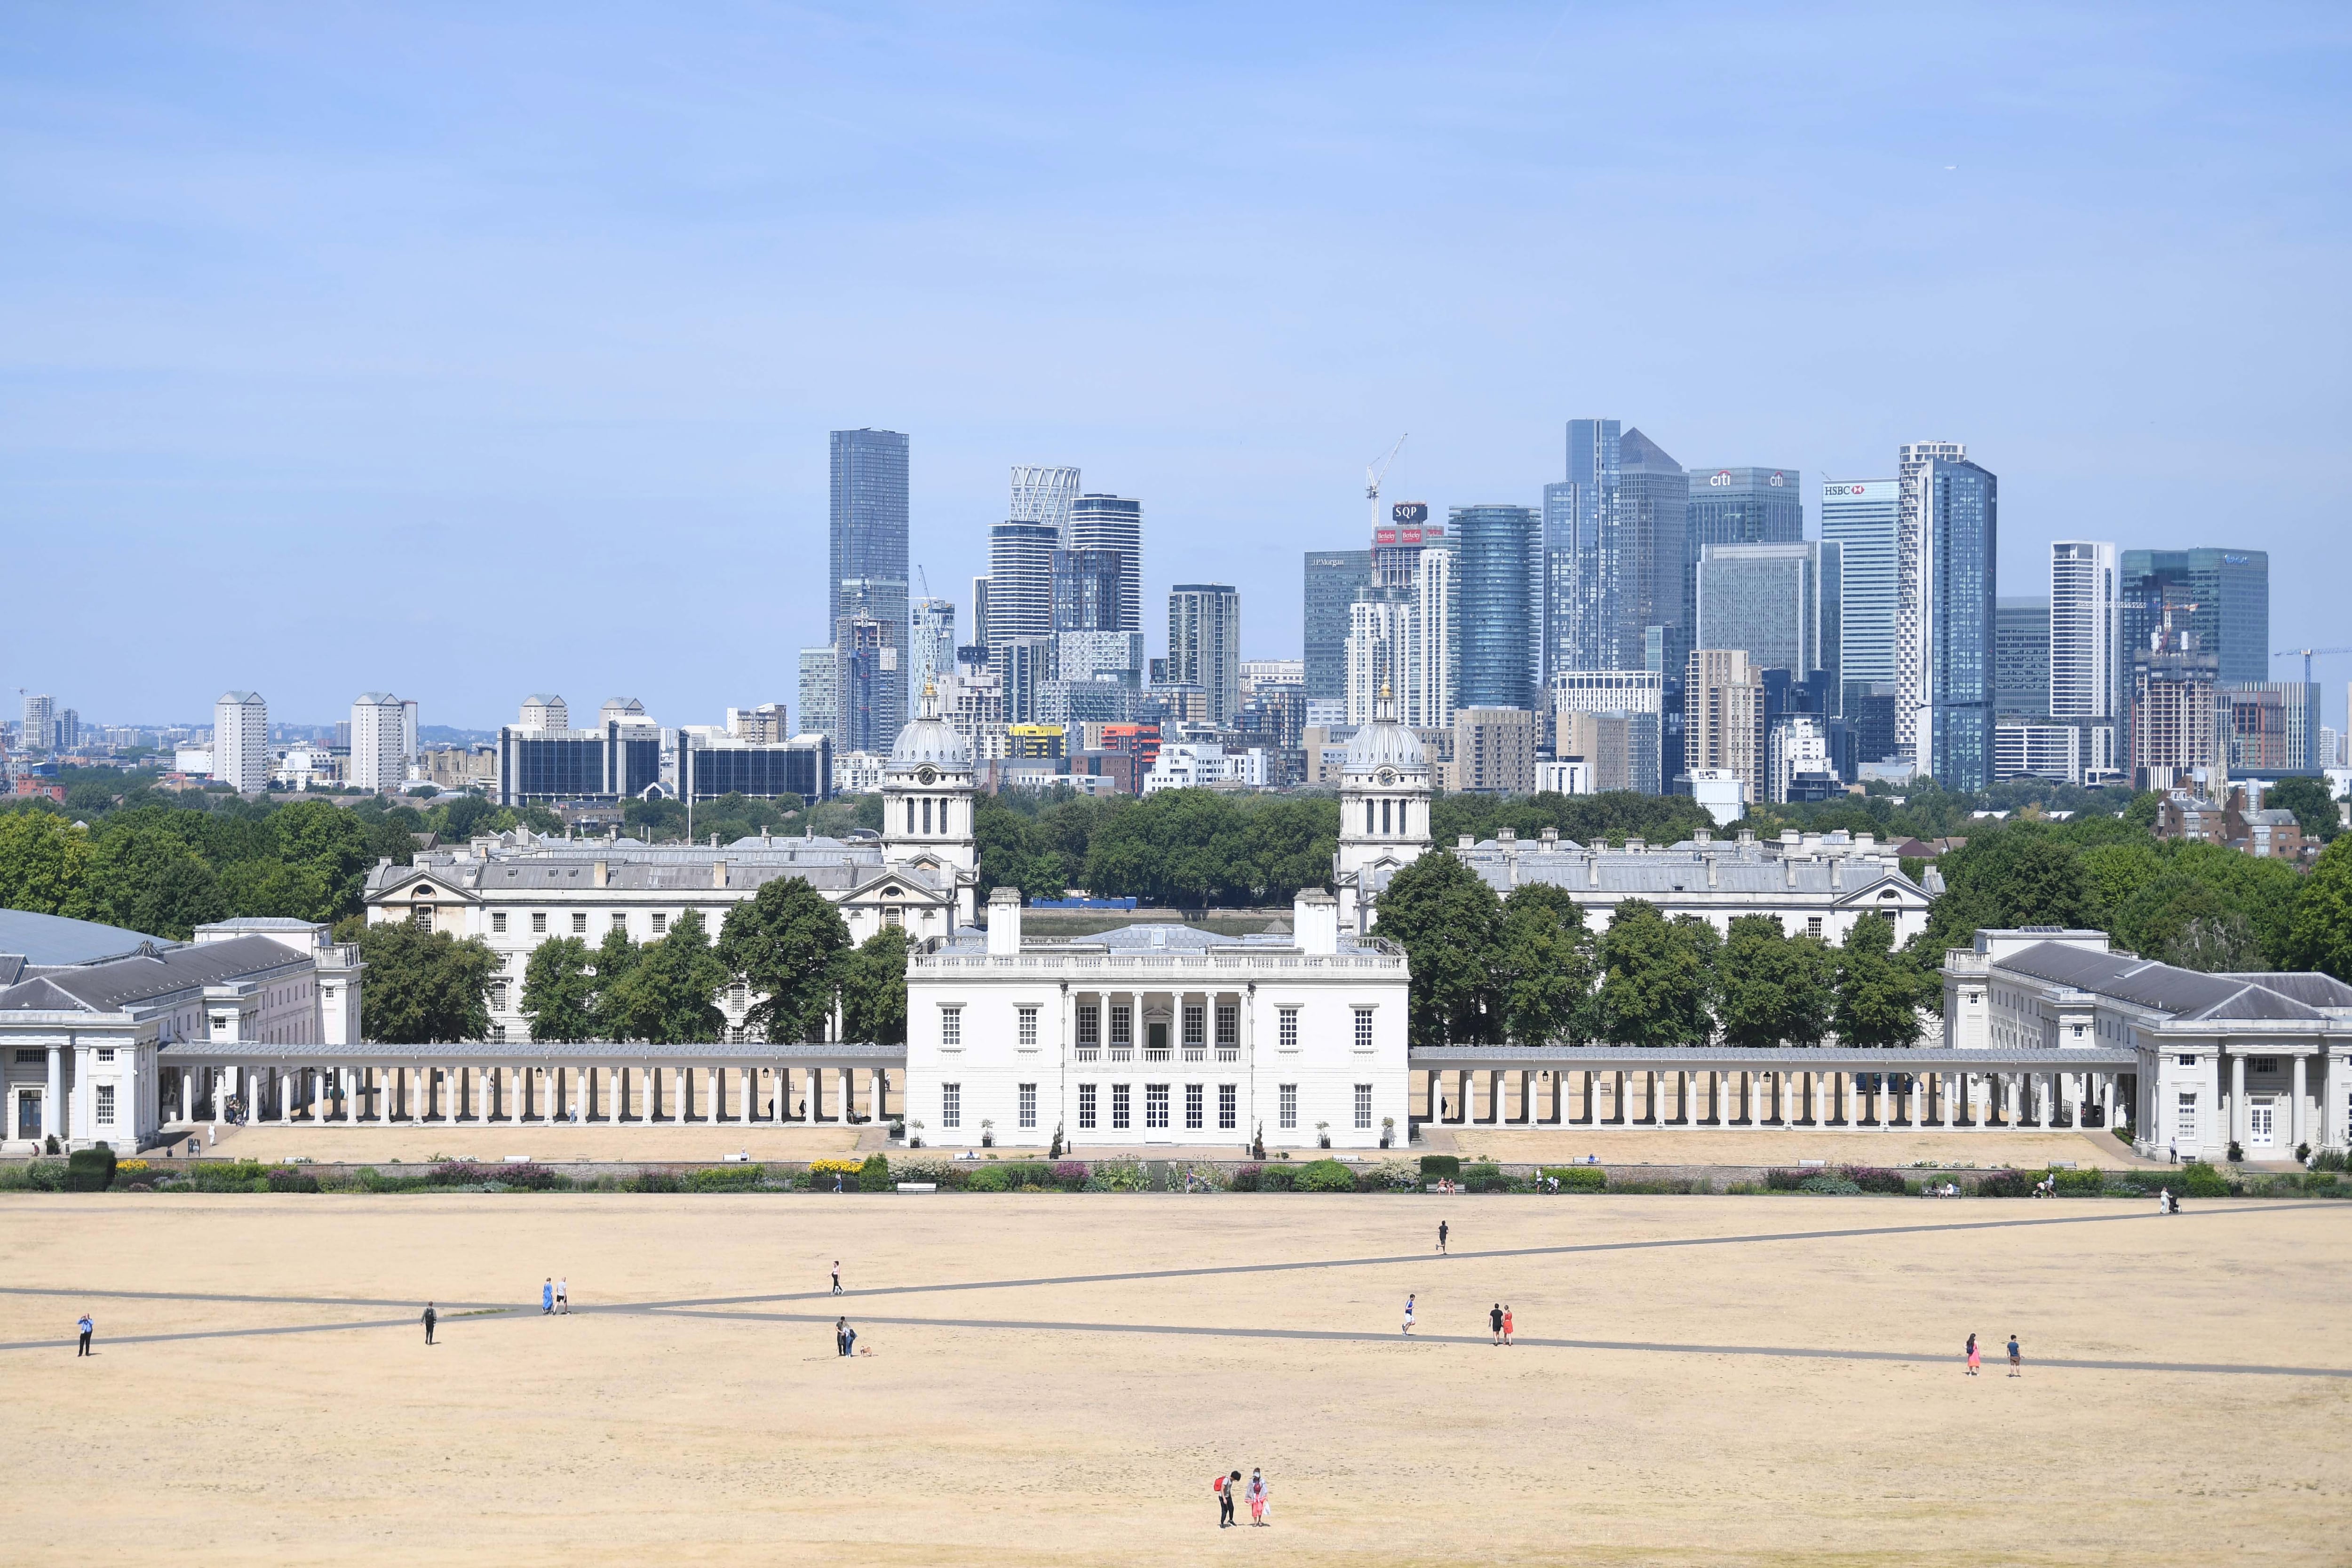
[870,1067,885,1124]
[838,1067,854,1125]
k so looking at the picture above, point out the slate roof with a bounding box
[1998,941,2343,1022]
[0,908,169,967]
[0,935,307,1015]
[1449,847,1927,901]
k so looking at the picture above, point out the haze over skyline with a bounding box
[5,4,2347,728]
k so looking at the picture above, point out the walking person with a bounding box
[1502,1304,1515,1346]
[1216,1470,1240,1528]
[2007,1334,2021,1377]
[422,1303,437,1345]
[556,1278,569,1315]
[75,1313,93,1357]
[1247,1467,1270,1526]
[1964,1332,1978,1376]
[832,1260,842,1295]
[1437,1220,1448,1255]
[1489,1302,1504,1345]
[835,1316,849,1357]
[542,1278,554,1315]
[1401,1292,1416,1336]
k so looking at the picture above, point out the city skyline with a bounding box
[3,7,2346,727]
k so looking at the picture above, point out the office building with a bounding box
[911,599,956,700]
[1893,442,1965,769]
[215,692,270,793]
[1552,669,1664,795]
[1304,549,1375,705]
[495,703,662,806]
[1821,478,1898,734]
[2050,541,2121,724]
[1052,549,1125,632]
[51,709,82,751]
[1891,449,1996,790]
[679,730,832,803]
[1344,540,1456,732]
[1768,713,1838,804]
[1686,650,1765,805]
[830,429,910,730]
[996,635,1056,727]
[1694,542,1835,687]
[833,615,898,755]
[1067,493,1144,632]
[969,576,992,648]
[986,521,1058,645]
[1450,504,1544,711]
[1994,599,2051,718]
[2225,682,2324,774]
[1452,707,1540,795]
[349,693,411,794]
[1610,428,1692,676]
[1546,420,1618,679]
[19,695,54,752]
[1687,467,1804,549]
[1167,584,1241,726]
[2120,549,2270,687]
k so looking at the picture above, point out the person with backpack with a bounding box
[421,1303,437,1345]
[1216,1469,1240,1527]
[1489,1302,1505,1345]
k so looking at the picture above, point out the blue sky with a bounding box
[5,3,2348,731]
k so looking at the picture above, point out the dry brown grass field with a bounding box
[3,1192,2346,1567]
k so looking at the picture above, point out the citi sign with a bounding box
[1708,471,1790,486]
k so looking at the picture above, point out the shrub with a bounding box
[1840,1166,1907,1195]
[64,1146,117,1192]
[118,1159,151,1175]
[994,1161,1055,1191]
[1541,1165,1607,1193]
[2314,1149,2349,1173]
[185,1160,268,1192]
[967,1165,1009,1192]
[1295,1159,1359,1193]
[1459,1163,1502,1188]
[1259,1165,1296,1193]
[1228,1163,1261,1192]
[1764,1168,1811,1192]
[687,1164,765,1192]
[858,1154,892,1192]
[2180,1161,2232,1198]
[1051,1161,1089,1190]
[810,1157,866,1176]
[1973,1170,2033,1199]
[1799,1173,1863,1195]
[265,1166,319,1194]
[1374,1162,1421,1191]
[1419,1154,1461,1178]
[630,1169,682,1194]
[2051,1167,2105,1196]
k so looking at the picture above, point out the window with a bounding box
[492,912,509,934]
[1218,1083,1237,1130]
[1279,1084,1298,1130]
[13,1050,40,1065]
[1216,1003,1239,1051]
[95,1084,115,1124]
[96,1048,115,1063]
[1145,1083,1170,1130]
[1353,1008,1375,1051]
[2176,1092,2197,1142]
[1806,916,1823,939]
[1111,1004,1132,1049]
[1078,1083,1097,1130]
[2252,1057,2279,1075]
[1355,1083,1373,1130]
[1019,1083,1038,1129]
[412,906,434,930]
[1077,1004,1100,1056]
[1185,1083,1204,1130]
[884,906,903,928]
[532,912,548,934]
[1112,1083,1131,1130]
[942,1083,961,1128]
[1183,1005,1205,1048]
[1279,1007,1299,1049]
[730,982,747,1009]
[491,982,509,1010]
[572,912,588,934]
[2177,1054,2196,1067]
[491,1024,507,1043]
[651,912,668,935]
[1018,1006,1039,1048]
[611,912,628,931]
[940,1006,962,1047]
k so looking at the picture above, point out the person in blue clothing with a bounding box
[542,1278,555,1315]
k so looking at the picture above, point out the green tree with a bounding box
[1716,915,1835,1048]
[840,926,911,1044]
[716,876,850,1042]
[2286,836,2352,982]
[0,812,90,916]
[215,858,334,922]
[268,799,375,918]
[352,921,496,1043]
[82,824,224,939]
[1494,883,1595,1045]
[1594,899,1716,1047]
[2262,776,2342,844]
[605,910,730,1044]
[1832,912,1925,1048]
[1369,851,1503,1046]
[1920,829,2095,955]
[520,936,598,1042]
[587,925,641,1037]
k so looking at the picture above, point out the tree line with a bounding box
[1371,851,1936,1050]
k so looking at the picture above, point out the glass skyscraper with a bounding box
[1167,584,1241,725]
[1922,458,1998,791]
[1066,493,1143,632]
[1450,503,1543,711]
[829,428,910,731]
[1994,598,2051,718]
[2120,549,2270,686]
[1548,419,1620,679]
[1303,549,1374,705]
[1822,478,1898,727]
[1685,466,1802,671]
[1695,542,1829,680]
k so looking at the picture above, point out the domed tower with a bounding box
[882,682,979,923]
[1333,685,1433,933]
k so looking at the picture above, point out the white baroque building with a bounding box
[905,889,1410,1151]
[365,685,982,1043]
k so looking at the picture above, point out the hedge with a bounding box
[1540,1165,1607,1193]
[858,1154,892,1192]
[1419,1154,1461,1178]
[687,1164,766,1192]
[1295,1159,1359,1193]
[64,1146,117,1192]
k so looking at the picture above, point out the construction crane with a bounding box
[1365,434,1407,533]
[2273,647,2352,684]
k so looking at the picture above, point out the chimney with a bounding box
[1293,889,1340,955]
[1540,827,1559,849]
[593,860,608,889]
[761,826,773,847]
[1738,828,1755,846]
[1458,834,1475,850]
[1498,827,1516,845]
[1625,836,1645,853]
[987,888,1024,955]
[1694,827,1712,845]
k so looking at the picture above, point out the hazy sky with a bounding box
[5,3,2348,730]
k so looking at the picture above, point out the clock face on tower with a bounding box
[917,767,937,785]
[1377,768,1397,786]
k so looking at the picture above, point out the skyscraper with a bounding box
[1994,599,2050,718]
[798,648,837,742]
[1167,584,1241,726]
[1009,465,1081,540]
[1686,467,1804,548]
[1821,478,1899,732]
[1613,429,1692,778]
[1052,549,1124,632]
[350,692,410,794]
[215,690,270,793]
[1067,493,1144,632]
[829,429,910,730]
[2050,541,2120,722]
[1303,549,1374,707]
[1450,503,1543,711]
[1695,542,1831,681]
[911,598,957,698]
[1906,454,1997,790]
[2120,549,2270,686]
[19,694,53,752]
[1547,419,1620,679]
[985,521,1058,644]
[1686,649,1766,805]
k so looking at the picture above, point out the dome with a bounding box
[1343,714,1427,776]
[887,682,973,773]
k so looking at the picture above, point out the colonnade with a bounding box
[1417,1064,2127,1132]
[163,1059,892,1128]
